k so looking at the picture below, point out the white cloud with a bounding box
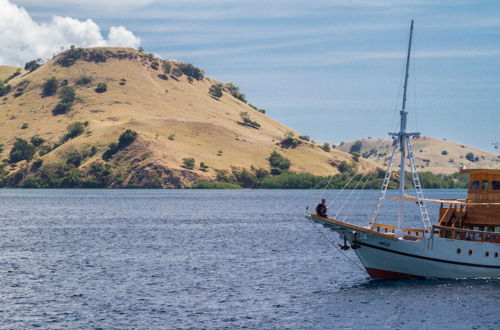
[0,0,141,66]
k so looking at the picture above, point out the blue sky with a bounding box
[7,0,500,152]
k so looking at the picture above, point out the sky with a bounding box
[2,0,500,152]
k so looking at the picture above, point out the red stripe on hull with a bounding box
[365,267,422,280]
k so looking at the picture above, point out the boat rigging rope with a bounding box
[334,168,370,219]
[341,170,373,222]
[305,216,365,272]
[325,167,362,209]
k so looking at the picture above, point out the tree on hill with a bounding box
[95,82,108,93]
[118,129,138,148]
[268,151,290,170]
[162,61,172,74]
[178,63,204,80]
[182,157,195,170]
[209,84,223,99]
[24,59,42,72]
[225,82,246,103]
[42,77,58,97]
[102,129,138,160]
[59,86,75,103]
[349,140,363,154]
[9,138,35,163]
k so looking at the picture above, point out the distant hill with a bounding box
[0,47,377,188]
[338,136,500,174]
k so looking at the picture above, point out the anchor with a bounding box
[338,237,350,250]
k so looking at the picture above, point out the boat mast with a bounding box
[371,20,431,236]
[396,20,414,233]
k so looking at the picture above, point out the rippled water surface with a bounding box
[0,189,498,329]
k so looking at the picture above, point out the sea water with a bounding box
[0,189,498,329]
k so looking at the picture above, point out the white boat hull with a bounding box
[307,215,500,279]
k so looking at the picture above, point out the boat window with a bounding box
[470,181,479,190]
[482,181,489,190]
[468,249,473,256]
[485,251,490,257]
[492,181,500,190]
[456,248,461,255]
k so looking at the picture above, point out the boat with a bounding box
[306,21,500,279]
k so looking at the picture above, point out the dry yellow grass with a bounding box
[0,47,378,184]
[339,136,499,174]
[0,65,24,81]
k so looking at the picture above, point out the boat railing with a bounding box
[432,225,500,243]
[371,223,426,237]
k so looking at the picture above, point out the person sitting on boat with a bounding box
[316,199,328,217]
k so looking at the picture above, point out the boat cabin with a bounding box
[437,169,500,240]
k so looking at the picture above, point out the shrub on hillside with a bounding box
[322,143,331,152]
[337,160,356,173]
[42,77,58,97]
[280,132,300,148]
[233,169,258,188]
[441,150,448,155]
[5,69,21,82]
[118,129,137,147]
[24,59,42,72]
[103,143,118,160]
[52,86,76,115]
[59,86,75,103]
[465,152,479,162]
[178,63,204,80]
[209,84,223,98]
[0,82,11,97]
[171,67,183,78]
[75,75,92,86]
[61,122,87,142]
[352,152,360,162]
[9,138,35,163]
[52,102,72,115]
[162,61,172,74]
[239,112,261,128]
[66,150,83,167]
[182,157,195,170]
[30,158,43,172]
[349,140,363,154]
[56,46,86,67]
[270,168,282,176]
[95,82,108,93]
[268,151,290,170]
[30,136,45,147]
[38,145,53,156]
[199,162,209,172]
[102,129,138,160]
[225,82,246,103]
[298,135,310,141]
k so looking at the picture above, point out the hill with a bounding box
[0,47,377,188]
[338,136,499,174]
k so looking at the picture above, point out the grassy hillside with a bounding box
[0,65,24,81]
[338,136,499,174]
[0,47,377,188]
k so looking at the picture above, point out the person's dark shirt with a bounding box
[316,203,327,217]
